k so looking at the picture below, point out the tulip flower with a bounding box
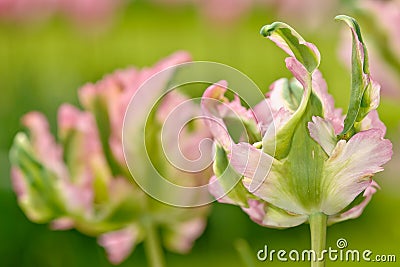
[202,16,392,266]
[10,52,210,266]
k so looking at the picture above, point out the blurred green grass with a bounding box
[0,3,399,267]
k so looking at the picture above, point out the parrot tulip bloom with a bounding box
[10,52,210,265]
[202,16,392,266]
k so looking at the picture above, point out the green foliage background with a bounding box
[0,2,399,266]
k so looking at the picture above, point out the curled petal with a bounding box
[260,21,321,72]
[321,129,392,215]
[336,15,380,139]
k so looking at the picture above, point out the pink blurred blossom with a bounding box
[10,52,210,264]
[0,0,123,25]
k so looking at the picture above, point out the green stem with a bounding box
[309,213,327,267]
[234,239,256,267]
[144,220,166,267]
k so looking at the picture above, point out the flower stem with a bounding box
[309,212,327,267]
[144,219,166,267]
[234,239,256,267]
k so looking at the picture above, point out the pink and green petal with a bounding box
[230,143,274,193]
[98,225,142,265]
[321,129,392,215]
[262,58,312,159]
[163,218,207,253]
[260,21,321,73]
[311,70,344,133]
[22,112,67,180]
[328,181,380,225]
[242,199,308,228]
[359,110,386,135]
[308,116,337,156]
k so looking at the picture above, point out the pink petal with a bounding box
[241,199,265,225]
[158,91,213,173]
[285,57,309,90]
[307,116,337,156]
[50,217,75,230]
[79,52,191,166]
[261,107,291,154]
[265,78,290,112]
[61,172,93,217]
[360,110,386,136]
[164,218,206,253]
[207,175,235,204]
[98,225,140,265]
[253,98,274,134]
[58,104,103,156]
[11,167,27,198]
[201,81,234,151]
[361,0,400,59]
[230,143,274,193]
[311,70,344,134]
[241,199,308,228]
[22,112,67,180]
[197,0,252,24]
